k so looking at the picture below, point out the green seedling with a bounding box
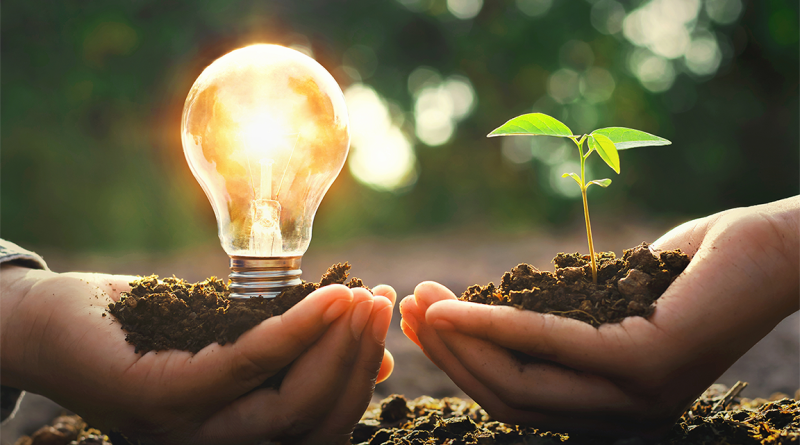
[488,112,671,284]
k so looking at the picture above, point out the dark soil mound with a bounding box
[461,242,690,326]
[353,385,800,444]
[13,414,111,445]
[107,263,368,354]
[353,394,567,444]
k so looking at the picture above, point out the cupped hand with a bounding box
[1,268,396,444]
[400,196,799,436]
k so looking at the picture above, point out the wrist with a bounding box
[1,265,57,389]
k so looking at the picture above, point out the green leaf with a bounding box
[587,178,612,188]
[591,127,671,150]
[561,172,582,187]
[488,113,574,138]
[588,133,620,174]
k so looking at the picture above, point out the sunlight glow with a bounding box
[628,48,676,92]
[591,0,626,35]
[412,69,476,146]
[547,69,581,104]
[621,0,737,91]
[345,83,417,191]
[515,0,553,18]
[705,0,743,25]
[550,161,583,198]
[447,0,483,19]
[684,32,723,76]
[580,67,616,104]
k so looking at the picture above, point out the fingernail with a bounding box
[351,300,374,340]
[372,306,393,343]
[322,298,352,324]
[430,318,455,331]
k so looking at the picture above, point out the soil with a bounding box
[20,384,796,445]
[352,385,800,444]
[460,242,690,327]
[13,414,111,445]
[107,263,369,354]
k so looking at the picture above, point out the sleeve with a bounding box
[0,239,49,422]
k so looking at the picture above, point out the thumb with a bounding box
[651,214,718,257]
[220,284,355,383]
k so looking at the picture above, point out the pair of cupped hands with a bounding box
[1,197,797,444]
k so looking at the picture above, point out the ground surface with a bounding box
[3,224,798,444]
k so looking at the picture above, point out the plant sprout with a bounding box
[488,113,671,284]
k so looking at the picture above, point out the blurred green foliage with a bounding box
[1,0,797,253]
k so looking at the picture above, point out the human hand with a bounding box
[1,267,396,444]
[400,196,799,436]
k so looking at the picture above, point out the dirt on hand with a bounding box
[107,262,369,354]
[461,242,690,327]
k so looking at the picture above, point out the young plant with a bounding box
[488,113,671,284]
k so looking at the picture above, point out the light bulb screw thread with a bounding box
[229,256,302,299]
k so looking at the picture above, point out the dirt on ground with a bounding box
[13,384,799,445]
[460,242,690,327]
[107,263,369,354]
[353,384,800,444]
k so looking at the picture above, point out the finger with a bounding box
[300,296,394,443]
[376,349,394,384]
[225,284,354,379]
[399,295,424,351]
[407,304,538,422]
[434,329,635,414]
[198,291,369,442]
[399,295,420,331]
[425,300,663,375]
[414,281,458,312]
[372,284,397,307]
[411,310,644,435]
[76,273,137,302]
[650,215,714,256]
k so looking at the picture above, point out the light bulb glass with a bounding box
[181,44,350,297]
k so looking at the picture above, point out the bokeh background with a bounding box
[1,0,798,439]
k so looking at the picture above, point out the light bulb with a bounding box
[181,44,350,298]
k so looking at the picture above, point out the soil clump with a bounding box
[13,414,111,445]
[352,395,567,444]
[461,242,690,326]
[107,263,368,354]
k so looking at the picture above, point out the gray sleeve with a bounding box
[0,239,48,422]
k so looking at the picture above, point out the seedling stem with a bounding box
[570,135,598,283]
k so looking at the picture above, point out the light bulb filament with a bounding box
[250,158,282,255]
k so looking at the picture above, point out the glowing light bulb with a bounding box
[181,44,350,298]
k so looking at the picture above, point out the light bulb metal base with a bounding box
[229,256,302,299]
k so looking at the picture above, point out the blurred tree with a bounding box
[1,0,797,253]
